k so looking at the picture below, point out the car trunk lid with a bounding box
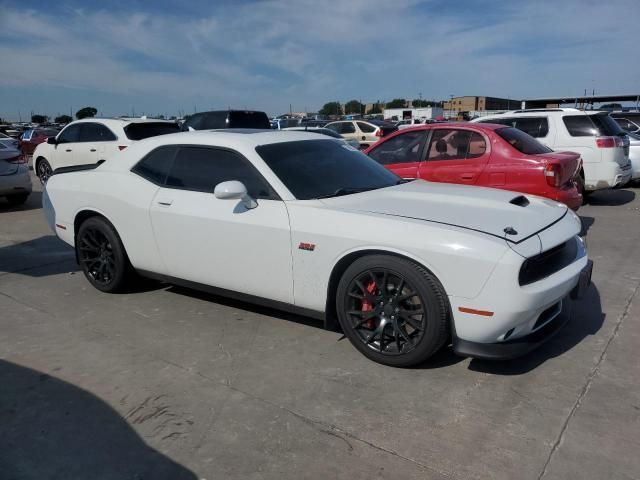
[534,151,581,186]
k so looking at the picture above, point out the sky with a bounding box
[1,0,638,120]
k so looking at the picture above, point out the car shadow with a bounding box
[0,359,197,479]
[466,283,604,375]
[586,188,635,206]
[579,215,595,237]
[0,190,43,212]
[0,235,79,276]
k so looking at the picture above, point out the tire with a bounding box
[36,158,53,184]
[576,171,591,201]
[76,216,134,293]
[336,254,450,367]
[6,194,29,205]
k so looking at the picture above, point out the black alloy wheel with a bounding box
[37,159,52,184]
[76,216,132,293]
[336,255,449,367]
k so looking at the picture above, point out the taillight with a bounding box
[595,136,616,148]
[8,154,27,164]
[545,163,561,188]
[375,129,383,137]
[118,145,127,151]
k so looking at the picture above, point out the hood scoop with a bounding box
[509,195,530,207]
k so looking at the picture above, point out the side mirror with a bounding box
[47,137,58,145]
[214,180,257,209]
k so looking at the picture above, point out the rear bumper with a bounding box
[585,161,631,190]
[0,165,32,196]
[551,186,582,211]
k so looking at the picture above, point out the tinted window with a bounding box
[131,146,177,185]
[57,124,82,143]
[562,116,599,136]
[125,122,181,140]
[166,146,274,198]
[426,129,487,161]
[357,122,376,133]
[368,131,425,165]
[80,123,117,142]
[479,117,548,137]
[256,139,401,200]
[228,111,271,129]
[339,122,356,134]
[495,127,553,155]
[325,123,340,133]
[614,118,637,132]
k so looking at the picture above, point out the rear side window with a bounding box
[368,131,425,165]
[480,117,548,137]
[425,129,487,161]
[562,116,599,136]
[80,123,117,142]
[166,146,275,199]
[125,122,181,140]
[357,122,376,133]
[131,146,177,185]
[495,127,553,154]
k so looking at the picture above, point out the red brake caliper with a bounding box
[361,280,377,329]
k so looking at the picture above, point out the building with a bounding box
[443,96,519,114]
[383,107,444,121]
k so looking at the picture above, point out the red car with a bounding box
[364,123,582,210]
[20,128,60,156]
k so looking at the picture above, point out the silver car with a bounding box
[626,132,640,182]
[282,126,362,149]
[0,144,31,205]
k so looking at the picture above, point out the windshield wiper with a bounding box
[315,187,379,199]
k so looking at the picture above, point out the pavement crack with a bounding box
[0,289,51,316]
[537,280,640,480]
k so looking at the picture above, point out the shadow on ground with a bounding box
[0,191,42,213]
[579,215,595,237]
[468,283,604,375]
[586,188,635,206]
[0,359,196,479]
[0,235,77,276]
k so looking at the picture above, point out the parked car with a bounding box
[365,123,583,209]
[32,118,181,184]
[271,118,301,129]
[625,131,640,182]
[0,143,31,205]
[182,110,271,131]
[43,130,591,366]
[0,132,20,149]
[611,112,640,134]
[20,128,59,156]
[325,120,397,148]
[472,109,632,194]
[283,126,361,149]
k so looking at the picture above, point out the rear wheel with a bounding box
[36,158,52,184]
[76,216,133,293]
[6,194,29,205]
[336,255,450,367]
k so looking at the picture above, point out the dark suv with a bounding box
[182,110,271,131]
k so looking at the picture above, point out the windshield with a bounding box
[256,139,401,200]
[495,127,553,155]
[590,114,626,136]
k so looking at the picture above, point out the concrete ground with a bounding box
[1,174,639,480]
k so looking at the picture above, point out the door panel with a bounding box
[150,190,293,303]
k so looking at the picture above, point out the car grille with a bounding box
[518,239,578,286]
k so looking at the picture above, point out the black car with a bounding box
[182,110,271,131]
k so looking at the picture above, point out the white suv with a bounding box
[472,109,632,193]
[33,118,180,183]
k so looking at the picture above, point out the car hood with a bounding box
[318,180,568,243]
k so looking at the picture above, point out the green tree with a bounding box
[75,107,98,120]
[54,114,73,124]
[344,99,363,115]
[31,114,48,123]
[368,101,383,114]
[386,98,407,108]
[319,101,342,116]
[412,99,429,108]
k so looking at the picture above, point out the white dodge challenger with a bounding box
[43,130,592,366]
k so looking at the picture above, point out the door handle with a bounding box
[90,149,97,152]
[460,173,474,180]
[65,149,72,152]
[157,199,173,206]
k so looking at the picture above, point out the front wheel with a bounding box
[36,158,53,184]
[336,255,450,367]
[76,216,133,293]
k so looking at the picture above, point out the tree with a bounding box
[76,107,98,119]
[55,114,73,124]
[344,99,363,115]
[369,102,383,114]
[386,98,407,109]
[319,101,342,116]
[31,114,48,124]
[412,99,429,108]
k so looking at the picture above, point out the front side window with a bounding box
[131,146,177,185]
[425,129,487,161]
[57,124,82,143]
[80,123,117,142]
[166,146,275,199]
[368,131,426,165]
[257,139,401,200]
[495,127,553,154]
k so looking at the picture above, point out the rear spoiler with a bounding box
[52,160,105,176]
